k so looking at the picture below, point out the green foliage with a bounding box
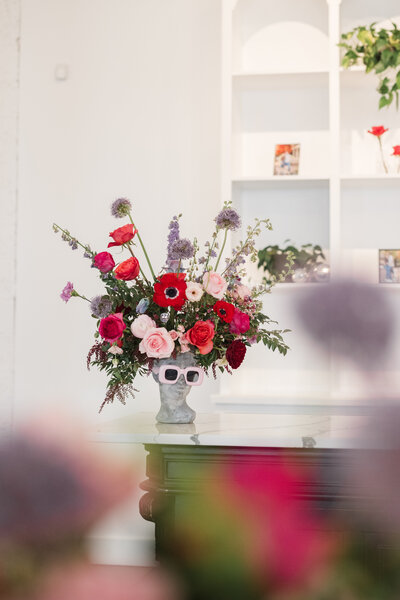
[257,241,325,285]
[340,22,400,109]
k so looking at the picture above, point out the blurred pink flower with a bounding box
[35,563,179,600]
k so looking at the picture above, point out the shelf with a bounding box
[233,70,329,90]
[232,176,329,189]
[341,174,400,187]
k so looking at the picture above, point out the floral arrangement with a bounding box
[54,199,289,411]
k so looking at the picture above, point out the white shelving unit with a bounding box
[216,0,400,411]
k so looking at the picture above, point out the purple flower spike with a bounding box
[60,282,74,303]
[296,278,394,368]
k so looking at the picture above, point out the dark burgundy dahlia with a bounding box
[226,340,246,369]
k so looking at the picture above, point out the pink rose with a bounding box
[94,252,115,273]
[139,327,174,359]
[202,271,227,300]
[98,313,125,342]
[130,314,156,338]
[229,309,250,334]
[232,284,252,302]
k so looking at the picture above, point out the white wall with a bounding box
[15,0,221,565]
[0,0,20,433]
[16,0,221,423]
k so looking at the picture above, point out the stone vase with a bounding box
[152,352,197,424]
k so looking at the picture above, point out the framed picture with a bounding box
[379,249,400,283]
[273,144,300,176]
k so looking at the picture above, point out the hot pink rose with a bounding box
[94,252,115,273]
[139,327,174,359]
[229,309,250,334]
[130,314,156,338]
[98,313,125,342]
[202,271,227,300]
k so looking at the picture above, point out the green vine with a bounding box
[340,22,400,109]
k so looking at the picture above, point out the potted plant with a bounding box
[340,22,400,110]
[257,241,326,284]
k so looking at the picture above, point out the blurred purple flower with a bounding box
[296,279,394,367]
[90,295,112,319]
[60,282,74,303]
[0,429,133,544]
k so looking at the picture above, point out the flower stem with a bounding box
[378,137,388,174]
[126,244,150,284]
[214,229,228,272]
[71,290,90,302]
[128,215,156,281]
[54,224,94,256]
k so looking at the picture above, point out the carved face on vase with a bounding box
[152,352,199,424]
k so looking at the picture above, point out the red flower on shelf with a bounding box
[368,126,389,174]
[153,273,187,310]
[392,145,400,156]
[213,300,235,323]
[226,339,247,369]
[367,126,388,137]
[108,224,137,248]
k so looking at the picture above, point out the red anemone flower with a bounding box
[367,126,388,137]
[153,273,187,310]
[213,300,235,323]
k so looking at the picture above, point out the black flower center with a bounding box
[165,287,179,299]
[219,308,226,315]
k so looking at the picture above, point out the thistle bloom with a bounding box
[90,296,113,319]
[170,238,194,260]
[60,282,74,303]
[215,208,241,231]
[110,197,132,218]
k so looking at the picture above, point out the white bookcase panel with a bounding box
[232,0,329,73]
[219,0,400,410]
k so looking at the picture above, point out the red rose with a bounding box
[108,224,137,248]
[153,273,187,310]
[213,300,235,323]
[187,320,215,355]
[94,251,115,273]
[98,313,125,342]
[114,257,140,281]
[393,145,400,156]
[229,309,250,334]
[226,339,246,369]
[367,126,388,137]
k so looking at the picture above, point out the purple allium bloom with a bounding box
[136,298,150,314]
[170,238,194,260]
[215,208,241,231]
[90,295,113,319]
[296,278,394,368]
[60,282,74,303]
[111,197,132,219]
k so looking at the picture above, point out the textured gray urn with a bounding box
[152,352,198,424]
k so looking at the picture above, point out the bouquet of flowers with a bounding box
[54,199,289,411]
